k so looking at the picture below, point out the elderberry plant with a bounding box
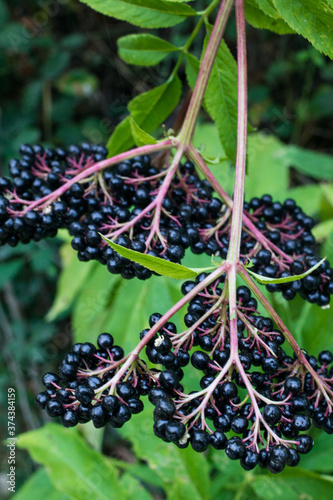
[3,0,333,479]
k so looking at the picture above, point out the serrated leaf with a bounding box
[203,25,238,164]
[252,0,281,18]
[274,0,333,59]
[13,468,70,500]
[107,75,181,156]
[79,0,196,29]
[102,236,198,279]
[247,257,326,284]
[244,0,295,34]
[130,117,157,146]
[118,34,178,66]
[17,424,126,500]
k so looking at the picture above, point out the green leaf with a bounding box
[203,24,238,164]
[120,474,152,500]
[73,264,121,343]
[247,257,326,284]
[245,0,295,34]
[46,244,96,321]
[118,34,178,66]
[245,133,289,198]
[252,468,333,500]
[13,468,70,500]
[252,0,282,18]
[313,219,333,241]
[99,275,183,353]
[279,145,333,180]
[102,237,198,279]
[185,53,200,90]
[192,122,235,195]
[107,75,181,155]
[274,0,333,59]
[287,184,323,217]
[17,424,126,500]
[301,431,333,473]
[130,117,157,146]
[79,0,196,29]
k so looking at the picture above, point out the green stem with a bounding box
[227,0,247,263]
[177,0,234,145]
[170,0,223,79]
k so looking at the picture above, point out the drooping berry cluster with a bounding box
[243,195,333,306]
[70,156,225,279]
[0,143,108,246]
[0,143,226,280]
[35,333,154,429]
[36,275,333,473]
[143,277,333,473]
[1,143,333,307]
[197,192,333,306]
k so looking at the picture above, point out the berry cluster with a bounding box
[35,333,153,429]
[243,195,333,306]
[0,143,108,247]
[1,143,332,306]
[142,277,333,473]
[0,143,226,280]
[70,156,225,279]
[199,193,333,306]
[36,275,333,473]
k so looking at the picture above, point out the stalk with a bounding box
[227,0,247,263]
[177,0,234,146]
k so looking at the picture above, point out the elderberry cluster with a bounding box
[0,142,226,280]
[141,278,333,473]
[70,157,225,279]
[36,275,333,472]
[0,143,108,246]
[1,143,333,307]
[243,195,333,306]
[35,333,152,429]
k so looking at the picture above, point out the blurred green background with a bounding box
[1,1,333,499]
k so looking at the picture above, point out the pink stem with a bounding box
[240,267,333,404]
[186,145,293,263]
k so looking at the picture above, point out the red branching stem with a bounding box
[95,263,229,395]
[240,267,333,406]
